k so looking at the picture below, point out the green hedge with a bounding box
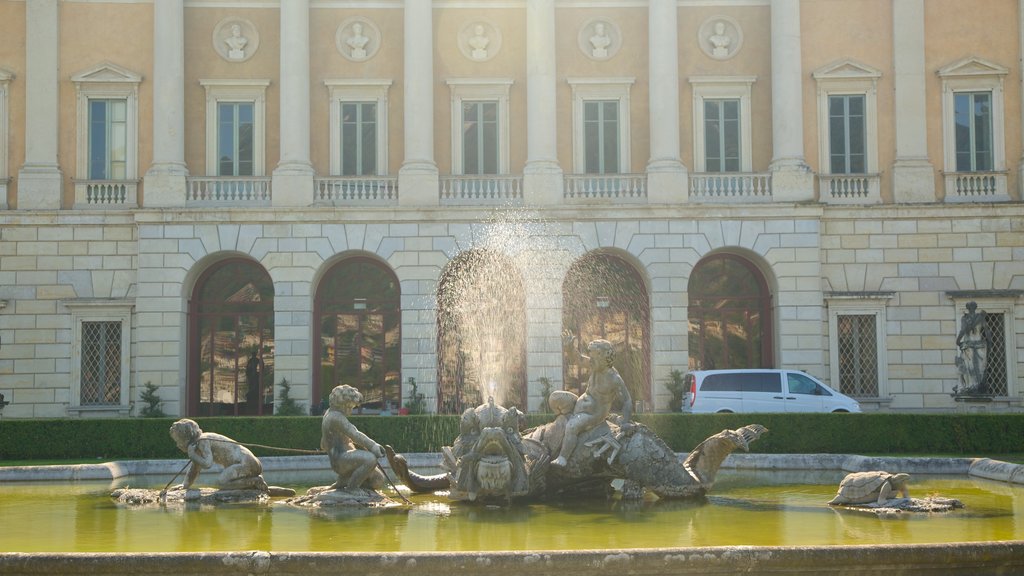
[1,413,1023,461]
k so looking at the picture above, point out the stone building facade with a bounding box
[0,0,1022,418]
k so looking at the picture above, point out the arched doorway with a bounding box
[313,257,401,414]
[687,253,773,370]
[562,252,651,409]
[437,249,527,414]
[188,258,274,416]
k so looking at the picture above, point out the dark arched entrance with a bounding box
[188,258,274,416]
[687,253,773,370]
[313,257,401,414]
[562,252,651,409]
[437,249,527,414]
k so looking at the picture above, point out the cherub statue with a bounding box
[552,331,633,468]
[321,384,386,490]
[169,418,268,491]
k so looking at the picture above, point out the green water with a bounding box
[1,470,1021,552]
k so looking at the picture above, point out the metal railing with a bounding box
[689,172,772,202]
[820,173,881,204]
[73,180,138,208]
[440,175,523,205]
[315,176,398,205]
[186,177,272,205]
[564,173,647,202]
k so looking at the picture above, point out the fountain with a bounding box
[2,211,1024,574]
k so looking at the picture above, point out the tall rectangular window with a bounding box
[80,321,122,405]
[462,101,499,175]
[341,101,377,176]
[836,314,879,397]
[954,91,993,172]
[583,100,619,174]
[88,99,127,180]
[828,94,866,174]
[217,102,254,176]
[704,99,740,172]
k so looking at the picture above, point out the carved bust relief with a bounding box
[336,17,382,62]
[699,16,743,61]
[578,19,621,62]
[458,21,501,62]
[213,18,260,63]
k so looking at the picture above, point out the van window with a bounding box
[787,373,832,396]
[702,372,781,393]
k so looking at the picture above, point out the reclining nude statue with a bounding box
[386,339,768,504]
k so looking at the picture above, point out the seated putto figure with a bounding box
[169,418,268,492]
[321,384,386,490]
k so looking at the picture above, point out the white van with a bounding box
[681,369,861,413]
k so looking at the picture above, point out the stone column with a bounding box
[272,0,315,206]
[398,0,439,206]
[769,0,814,202]
[522,0,563,205]
[1018,0,1024,198]
[892,0,935,203]
[646,0,687,203]
[143,0,188,207]
[17,0,62,210]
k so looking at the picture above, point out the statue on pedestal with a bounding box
[954,301,991,395]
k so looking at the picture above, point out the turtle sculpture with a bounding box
[386,393,768,504]
[828,471,911,506]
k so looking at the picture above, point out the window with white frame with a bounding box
[0,68,11,206]
[938,57,1009,201]
[568,78,632,174]
[325,79,391,177]
[65,300,134,415]
[446,79,512,175]
[826,294,891,401]
[201,79,269,177]
[949,295,1019,398]
[812,60,880,175]
[72,63,141,184]
[690,76,754,173]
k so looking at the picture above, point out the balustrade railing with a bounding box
[186,177,271,205]
[819,173,881,204]
[73,180,138,208]
[564,173,647,202]
[315,176,398,205]
[440,175,523,205]
[689,172,772,202]
[944,171,1010,203]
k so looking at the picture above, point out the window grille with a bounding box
[836,314,878,397]
[984,312,1008,396]
[81,320,122,405]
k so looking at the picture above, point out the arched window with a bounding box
[188,258,274,416]
[314,257,401,414]
[437,250,527,414]
[688,253,773,370]
[562,253,650,409]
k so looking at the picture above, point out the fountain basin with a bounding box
[1,454,1023,575]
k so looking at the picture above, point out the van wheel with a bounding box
[716,409,734,414]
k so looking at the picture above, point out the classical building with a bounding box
[0,0,1022,419]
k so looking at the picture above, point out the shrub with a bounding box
[664,369,686,413]
[138,382,166,418]
[274,378,305,416]
[403,377,427,415]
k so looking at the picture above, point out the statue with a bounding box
[321,384,386,490]
[709,21,731,58]
[552,333,632,469]
[827,470,963,514]
[346,22,369,60]
[589,22,612,58]
[954,301,991,394]
[169,418,268,492]
[386,337,768,504]
[468,24,490,60]
[245,349,263,403]
[224,24,248,60]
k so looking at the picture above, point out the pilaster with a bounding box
[272,0,314,207]
[646,0,687,204]
[17,0,62,210]
[523,0,563,205]
[892,0,936,203]
[398,0,439,207]
[144,0,188,207]
[769,0,813,202]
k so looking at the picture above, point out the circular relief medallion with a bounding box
[699,16,743,61]
[213,18,260,63]
[458,20,502,63]
[337,17,382,62]
[577,19,622,62]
